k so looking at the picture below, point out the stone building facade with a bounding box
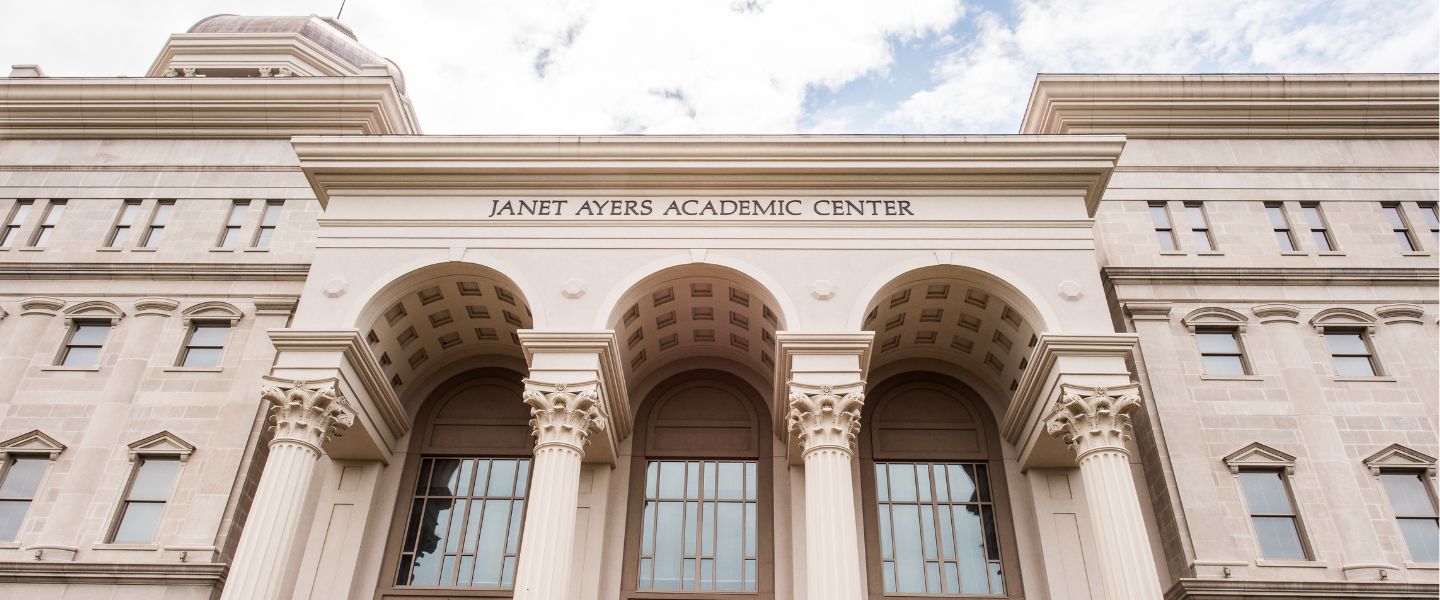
[0,15,1435,600]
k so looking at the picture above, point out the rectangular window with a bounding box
[217,201,248,248]
[1196,328,1249,375]
[177,322,231,368]
[639,460,758,592]
[1185,202,1214,251]
[1301,203,1334,252]
[0,456,50,541]
[1384,203,1419,251]
[1266,203,1297,252]
[874,462,1005,595]
[1422,203,1440,247]
[1149,202,1178,252]
[252,200,283,248]
[57,321,111,367]
[139,200,174,248]
[29,200,64,247]
[0,200,33,247]
[1380,472,1439,562]
[106,200,142,248]
[1324,330,1379,377]
[110,456,181,543]
[1238,470,1309,560]
[396,457,530,589]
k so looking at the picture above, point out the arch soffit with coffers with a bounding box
[846,256,1060,333]
[591,253,800,331]
[341,256,549,331]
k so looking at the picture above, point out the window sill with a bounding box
[131,247,158,252]
[0,542,18,550]
[208,247,236,253]
[96,247,123,252]
[91,543,160,551]
[1401,251,1432,257]
[242,247,271,253]
[1332,376,1397,383]
[1196,251,1225,256]
[40,365,100,372]
[1317,251,1346,256]
[1159,251,1187,256]
[380,587,516,598]
[163,366,224,373]
[1255,559,1330,569]
[1280,251,1309,256]
[1405,561,1439,570]
[1200,375,1265,381]
[17,247,45,252]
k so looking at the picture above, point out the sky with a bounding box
[1,0,1436,135]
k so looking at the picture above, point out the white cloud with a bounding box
[885,0,1440,133]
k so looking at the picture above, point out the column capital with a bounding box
[1044,383,1142,460]
[260,377,355,452]
[786,381,866,457]
[522,379,608,453]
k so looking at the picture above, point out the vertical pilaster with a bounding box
[1045,384,1164,600]
[220,379,354,600]
[788,382,867,600]
[512,381,606,600]
[0,297,64,406]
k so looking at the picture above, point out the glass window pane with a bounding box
[0,457,50,497]
[1311,230,1333,251]
[1158,231,1177,252]
[227,204,247,226]
[42,203,64,225]
[1266,206,1288,228]
[486,460,517,496]
[1395,231,1416,250]
[128,458,180,501]
[654,502,683,589]
[219,228,240,248]
[948,464,977,503]
[1149,205,1170,228]
[1274,231,1296,251]
[889,464,917,502]
[60,346,101,367]
[426,459,462,495]
[112,502,165,543]
[953,504,988,594]
[1423,205,1440,230]
[1333,356,1377,377]
[151,203,173,225]
[261,203,283,226]
[1302,206,1324,228]
[658,461,685,498]
[141,227,164,247]
[715,502,742,590]
[1186,206,1207,228]
[1383,206,1406,229]
[1381,473,1437,517]
[473,499,511,585]
[716,462,744,500]
[1398,518,1439,562]
[0,499,30,540]
[891,504,924,593]
[1203,355,1247,376]
[118,203,140,225]
[189,324,231,347]
[1323,332,1369,355]
[1238,471,1294,515]
[254,227,275,249]
[181,347,223,368]
[1252,515,1307,559]
[1195,331,1240,354]
[109,226,131,248]
[1192,230,1213,251]
[70,323,110,345]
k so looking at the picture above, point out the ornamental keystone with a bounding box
[1044,384,1143,459]
[260,378,355,451]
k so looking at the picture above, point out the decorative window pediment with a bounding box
[1364,444,1437,476]
[1309,307,1376,333]
[1182,307,1249,332]
[62,300,125,324]
[1252,304,1301,324]
[1375,304,1426,325]
[181,301,243,324]
[127,431,195,462]
[0,430,66,459]
[132,297,180,317]
[1223,442,1297,474]
[19,297,64,317]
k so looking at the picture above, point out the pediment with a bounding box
[0,430,66,458]
[182,301,244,323]
[127,431,196,461]
[1364,443,1437,476]
[1223,442,1297,474]
[1309,307,1376,332]
[1182,307,1249,332]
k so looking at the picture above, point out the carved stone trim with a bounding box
[132,297,180,317]
[260,378,356,452]
[180,301,243,324]
[1252,303,1301,325]
[1044,384,1143,459]
[522,380,607,452]
[253,296,300,317]
[62,300,125,323]
[1223,442,1297,475]
[1310,307,1378,333]
[1181,306,1249,332]
[127,431,196,462]
[0,430,66,459]
[19,297,64,317]
[1124,301,1174,321]
[1376,304,1426,325]
[1364,444,1437,477]
[786,382,866,456]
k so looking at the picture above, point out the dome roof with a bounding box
[187,14,405,92]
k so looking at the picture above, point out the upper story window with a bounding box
[217,200,248,248]
[1300,203,1335,252]
[253,200,283,248]
[0,200,33,247]
[1196,328,1249,376]
[1422,203,1440,247]
[106,200,142,248]
[385,370,534,593]
[1238,469,1310,560]
[1324,330,1379,377]
[29,200,65,247]
[1184,202,1214,251]
[57,321,111,367]
[177,323,231,368]
[1148,202,1177,252]
[1265,203,1297,252]
[1383,203,1419,252]
[109,432,193,545]
[139,200,174,248]
[0,431,65,543]
[862,376,1020,597]
[1380,472,1439,562]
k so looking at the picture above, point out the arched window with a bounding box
[860,374,1023,598]
[380,369,533,596]
[622,370,773,598]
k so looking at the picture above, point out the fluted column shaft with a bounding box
[1046,385,1163,600]
[220,380,354,600]
[512,381,606,600]
[789,383,866,600]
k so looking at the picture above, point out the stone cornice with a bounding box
[1104,266,1440,287]
[0,561,227,586]
[1021,74,1439,138]
[291,135,1126,215]
[1165,578,1437,600]
[0,77,418,139]
[0,262,310,281]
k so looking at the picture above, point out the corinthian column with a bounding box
[1045,385,1162,600]
[220,379,354,600]
[788,382,866,600]
[512,380,607,600]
